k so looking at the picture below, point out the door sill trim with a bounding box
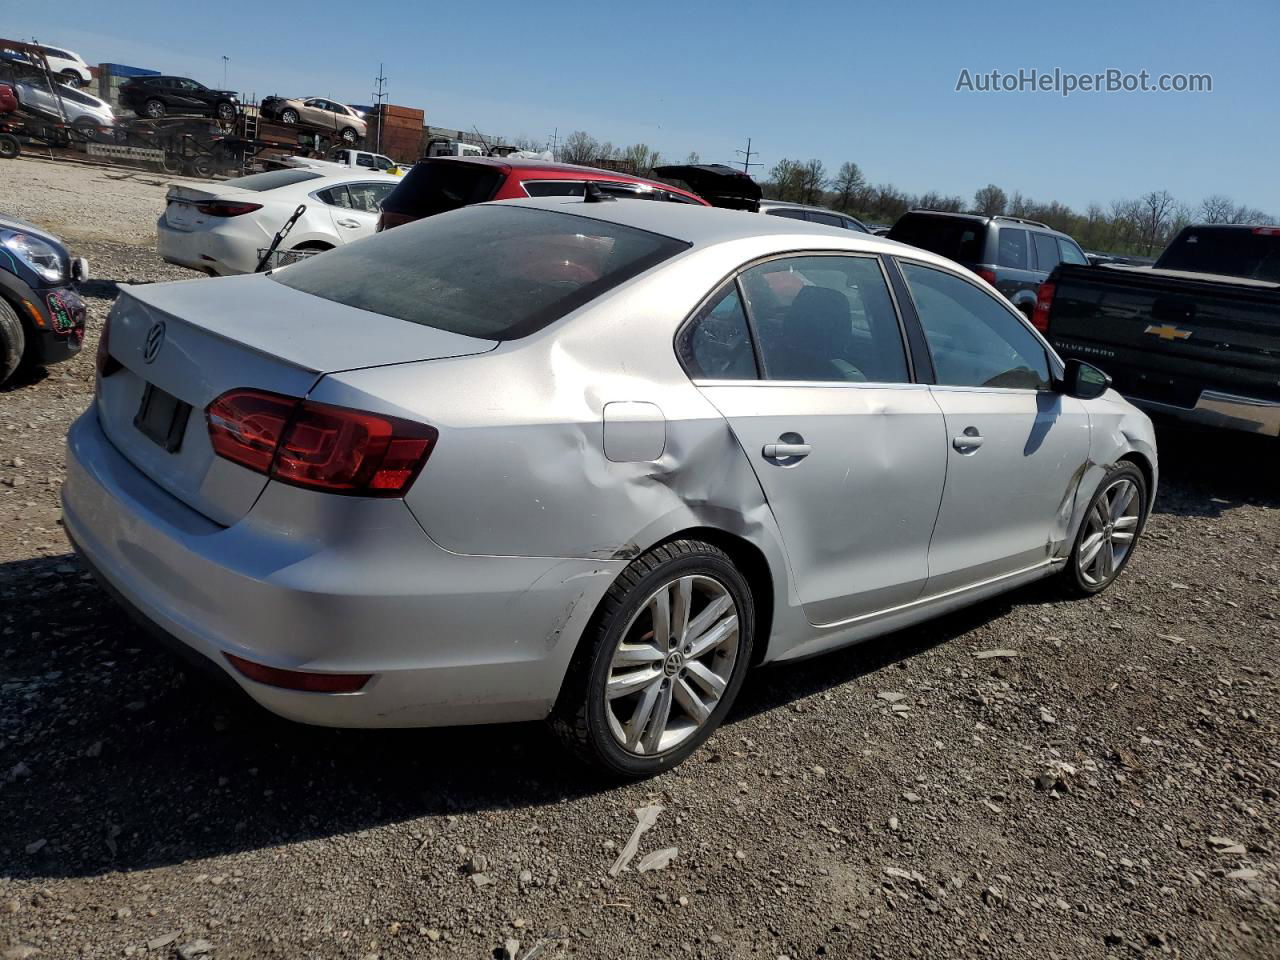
[812,558,1064,630]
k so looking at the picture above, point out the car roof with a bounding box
[480,195,952,261]
[421,156,706,203]
[758,199,850,214]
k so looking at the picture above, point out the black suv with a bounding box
[119,76,239,122]
[887,210,1089,318]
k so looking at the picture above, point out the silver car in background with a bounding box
[63,198,1157,777]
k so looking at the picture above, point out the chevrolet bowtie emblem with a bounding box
[1143,323,1192,341]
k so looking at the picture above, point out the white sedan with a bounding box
[156,168,400,276]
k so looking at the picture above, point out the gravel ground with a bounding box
[0,161,1277,960]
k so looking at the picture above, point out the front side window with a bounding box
[1032,232,1061,271]
[899,261,1051,390]
[677,283,757,380]
[1059,239,1089,265]
[739,256,910,383]
[996,228,1028,269]
[808,212,845,228]
[523,180,585,197]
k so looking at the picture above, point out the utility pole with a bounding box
[372,63,388,153]
[734,137,761,174]
[221,55,230,89]
[549,127,558,161]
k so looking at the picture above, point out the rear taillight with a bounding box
[975,268,998,286]
[1032,281,1056,333]
[195,201,263,217]
[95,313,120,378]
[205,389,437,497]
[1252,226,1280,236]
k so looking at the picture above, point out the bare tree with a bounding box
[799,159,827,204]
[621,143,660,176]
[832,161,865,213]
[973,184,1007,217]
[559,130,599,166]
[1199,194,1236,223]
[685,151,701,164]
[1136,190,1177,255]
[768,159,802,201]
[1007,191,1032,218]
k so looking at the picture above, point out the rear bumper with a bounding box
[1130,389,1280,437]
[156,217,257,276]
[62,409,622,727]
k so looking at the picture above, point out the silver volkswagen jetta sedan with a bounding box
[63,197,1157,777]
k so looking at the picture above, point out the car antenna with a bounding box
[583,182,615,203]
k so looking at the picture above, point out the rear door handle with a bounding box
[336,218,361,228]
[952,430,983,452]
[762,442,811,459]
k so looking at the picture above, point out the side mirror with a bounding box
[1058,358,1111,399]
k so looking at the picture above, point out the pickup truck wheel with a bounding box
[143,99,166,119]
[280,108,299,124]
[0,299,27,386]
[1059,462,1147,597]
[551,539,754,779]
[0,134,20,160]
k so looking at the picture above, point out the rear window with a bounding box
[1155,227,1280,282]
[221,169,322,192]
[381,160,504,219]
[888,214,984,264]
[272,205,691,340]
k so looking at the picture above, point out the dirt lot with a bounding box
[0,159,1277,960]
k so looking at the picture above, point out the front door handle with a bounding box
[952,428,984,452]
[336,218,361,228]
[763,442,811,459]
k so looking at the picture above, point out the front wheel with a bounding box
[215,101,236,122]
[143,98,166,119]
[0,134,20,160]
[551,540,755,778]
[60,71,84,89]
[280,108,299,125]
[339,126,358,143]
[0,298,27,385]
[1059,462,1147,596]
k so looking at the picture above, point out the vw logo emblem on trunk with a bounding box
[143,321,166,363]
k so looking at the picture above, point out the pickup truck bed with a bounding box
[1043,230,1280,437]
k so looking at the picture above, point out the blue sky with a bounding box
[10,0,1278,215]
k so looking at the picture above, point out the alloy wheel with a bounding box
[1078,478,1141,586]
[604,574,740,756]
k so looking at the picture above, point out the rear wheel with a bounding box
[1059,462,1147,596]
[280,108,299,125]
[71,116,101,141]
[215,101,236,122]
[0,298,27,386]
[340,126,358,144]
[551,540,754,778]
[59,70,84,89]
[189,155,216,179]
[0,134,19,160]
[144,98,166,119]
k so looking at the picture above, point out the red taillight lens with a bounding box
[224,653,371,693]
[195,201,263,217]
[1032,281,1056,333]
[207,389,297,473]
[975,268,998,286]
[204,389,437,496]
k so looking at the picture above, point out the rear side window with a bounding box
[381,161,503,218]
[765,209,809,221]
[523,180,586,197]
[996,228,1028,268]
[1156,227,1280,282]
[222,169,322,192]
[808,212,845,228]
[1059,239,1089,265]
[888,214,984,264]
[678,284,757,380]
[273,205,691,340]
[1032,232,1061,271]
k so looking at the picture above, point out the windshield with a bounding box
[272,205,690,340]
[1155,227,1280,282]
[221,169,323,192]
[887,214,985,264]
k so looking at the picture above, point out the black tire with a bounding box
[551,539,755,779]
[0,134,19,160]
[215,101,236,122]
[0,298,27,386]
[280,108,299,125]
[144,98,166,119]
[72,116,100,141]
[1058,462,1147,597]
[340,126,358,144]
[189,155,216,179]
[60,71,84,89]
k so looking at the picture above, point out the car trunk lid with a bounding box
[96,274,497,526]
[652,164,762,211]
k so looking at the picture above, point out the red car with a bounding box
[377,157,708,230]
[0,83,18,116]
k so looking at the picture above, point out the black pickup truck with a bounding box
[1035,224,1280,437]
